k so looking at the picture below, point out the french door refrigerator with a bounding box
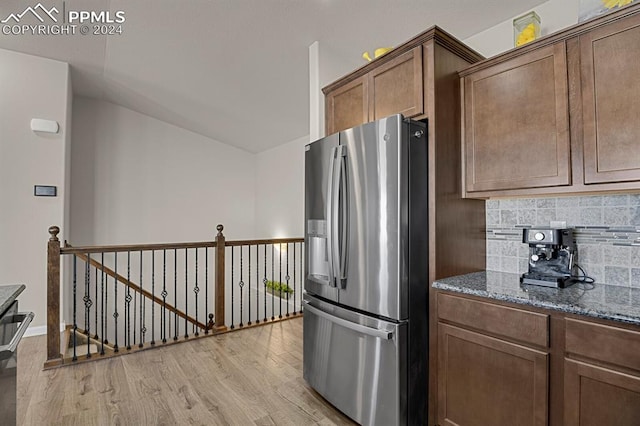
[303,114,429,426]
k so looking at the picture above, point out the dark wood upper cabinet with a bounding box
[580,13,640,184]
[463,43,571,192]
[369,46,423,121]
[325,47,423,135]
[461,4,640,197]
[323,27,483,136]
[325,75,368,135]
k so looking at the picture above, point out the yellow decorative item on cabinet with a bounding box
[579,0,635,21]
[602,0,633,8]
[513,11,541,47]
[362,47,392,62]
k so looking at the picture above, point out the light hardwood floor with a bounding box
[17,318,355,425]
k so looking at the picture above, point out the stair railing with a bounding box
[45,224,304,368]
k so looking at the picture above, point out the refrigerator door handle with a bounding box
[333,145,347,285]
[303,301,393,340]
[326,146,337,287]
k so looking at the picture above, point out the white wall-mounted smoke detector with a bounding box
[30,118,59,134]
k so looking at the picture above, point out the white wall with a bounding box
[254,135,308,239]
[463,0,580,57]
[0,49,71,328]
[70,98,257,245]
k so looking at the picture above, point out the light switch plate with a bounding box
[34,185,57,196]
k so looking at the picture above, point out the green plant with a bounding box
[265,280,294,294]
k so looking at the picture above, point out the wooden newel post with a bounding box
[45,225,63,368]
[214,224,227,333]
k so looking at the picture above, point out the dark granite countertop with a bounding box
[0,284,26,315]
[433,271,640,326]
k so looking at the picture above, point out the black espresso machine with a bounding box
[520,228,577,288]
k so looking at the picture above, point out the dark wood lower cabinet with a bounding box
[437,323,549,426]
[564,359,640,426]
[435,291,640,426]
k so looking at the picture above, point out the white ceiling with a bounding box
[0,0,545,152]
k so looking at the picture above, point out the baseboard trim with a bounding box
[25,322,66,337]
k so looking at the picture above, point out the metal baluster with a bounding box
[139,251,145,348]
[263,244,267,323]
[72,255,77,361]
[94,265,98,340]
[247,245,251,326]
[239,246,244,327]
[100,252,105,355]
[85,254,92,358]
[286,243,290,317]
[205,247,209,335]
[271,244,275,321]
[174,248,178,341]
[194,248,199,336]
[113,253,119,352]
[133,287,137,346]
[126,251,131,350]
[256,244,260,324]
[184,248,189,338]
[230,247,235,330]
[151,250,155,346]
[162,249,167,343]
[279,244,282,319]
[104,253,108,346]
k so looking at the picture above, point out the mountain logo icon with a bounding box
[1,3,59,24]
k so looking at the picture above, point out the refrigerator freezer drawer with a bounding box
[303,299,408,426]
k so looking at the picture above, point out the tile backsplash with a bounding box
[486,193,640,286]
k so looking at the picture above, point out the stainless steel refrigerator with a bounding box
[303,114,429,426]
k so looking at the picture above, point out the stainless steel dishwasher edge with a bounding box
[0,301,34,426]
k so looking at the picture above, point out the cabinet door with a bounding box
[463,43,571,192]
[369,46,423,120]
[581,14,640,184]
[438,323,549,426]
[325,75,368,135]
[565,359,640,426]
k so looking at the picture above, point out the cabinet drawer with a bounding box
[437,293,549,347]
[566,318,640,372]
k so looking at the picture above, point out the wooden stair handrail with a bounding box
[61,240,217,254]
[59,237,304,254]
[74,252,207,331]
[225,237,304,247]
